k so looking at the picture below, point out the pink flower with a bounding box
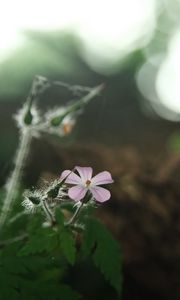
[60,166,114,203]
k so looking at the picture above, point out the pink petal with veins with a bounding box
[60,170,81,185]
[90,186,111,202]
[68,185,87,201]
[76,166,93,181]
[91,171,114,185]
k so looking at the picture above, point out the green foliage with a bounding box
[19,210,76,266]
[0,249,80,300]
[54,284,81,300]
[59,229,76,265]
[0,197,80,300]
[55,209,65,226]
[19,228,59,255]
[0,33,83,98]
[82,218,123,296]
[0,185,123,299]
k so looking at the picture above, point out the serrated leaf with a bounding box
[0,256,29,300]
[81,221,95,258]
[0,249,78,300]
[19,228,58,255]
[59,229,76,265]
[82,218,123,296]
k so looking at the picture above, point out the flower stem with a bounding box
[41,198,56,226]
[0,129,32,231]
[0,76,50,232]
[66,202,84,226]
[53,80,92,94]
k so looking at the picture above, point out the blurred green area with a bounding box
[0,32,92,98]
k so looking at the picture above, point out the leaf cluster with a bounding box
[81,218,123,296]
[0,193,123,299]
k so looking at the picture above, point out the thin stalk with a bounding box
[53,80,92,94]
[64,84,104,115]
[50,84,104,127]
[0,76,50,231]
[0,129,32,230]
[66,202,84,226]
[9,211,27,224]
[0,233,28,247]
[41,198,56,226]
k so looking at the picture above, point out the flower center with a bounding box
[85,180,91,187]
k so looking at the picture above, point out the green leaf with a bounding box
[20,281,81,300]
[0,255,34,300]
[55,209,65,227]
[81,221,96,258]
[0,252,80,300]
[82,218,123,296]
[56,284,81,300]
[0,271,21,300]
[1,257,28,274]
[19,211,76,264]
[19,228,58,255]
[59,229,76,265]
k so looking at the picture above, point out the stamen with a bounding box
[86,180,91,186]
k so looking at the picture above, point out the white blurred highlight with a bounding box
[137,29,180,121]
[0,0,75,61]
[156,31,180,114]
[0,0,157,72]
[75,0,157,73]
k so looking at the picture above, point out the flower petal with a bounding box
[68,186,87,201]
[91,171,114,185]
[60,170,81,185]
[76,166,93,181]
[90,186,111,203]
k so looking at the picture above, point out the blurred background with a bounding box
[1,0,180,299]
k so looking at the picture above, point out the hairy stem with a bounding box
[0,129,32,230]
[66,202,84,226]
[53,80,92,94]
[41,198,56,226]
[0,76,50,231]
